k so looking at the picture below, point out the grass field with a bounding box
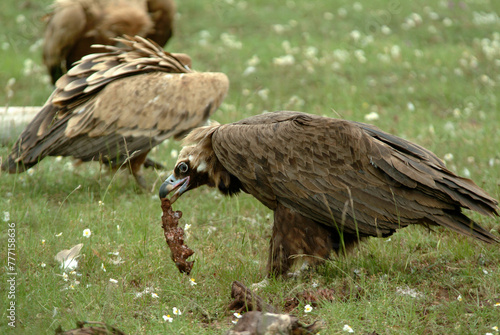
[1,0,500,334]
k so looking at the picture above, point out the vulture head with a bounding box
[159,125,243,202]
[159,111,499,277]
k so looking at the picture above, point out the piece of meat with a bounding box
[160,198,194,274]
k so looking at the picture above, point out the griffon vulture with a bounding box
[159,111,499,276]
[43,0,176,84]
[2,35,229,189]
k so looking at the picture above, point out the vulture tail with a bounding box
[431,212,499,244]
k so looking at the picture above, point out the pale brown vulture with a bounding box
[159,111,499,276]
[43,0,176,84]
[2,35,229,189]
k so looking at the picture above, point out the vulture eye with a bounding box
[178,162,189,174]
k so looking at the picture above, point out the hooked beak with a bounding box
[159,174,190,203]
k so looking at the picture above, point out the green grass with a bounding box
[1,0,500,333]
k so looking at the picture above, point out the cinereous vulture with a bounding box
[2,35,229,189]
[159,111,499,276]
[43,0,176,84]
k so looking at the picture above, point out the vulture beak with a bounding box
[159,174,190,203]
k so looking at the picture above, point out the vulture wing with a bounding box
[212,111,499,243]
[4,35,229,173]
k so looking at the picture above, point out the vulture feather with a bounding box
[159,111,499,276]
[43,0,176,84]
[2,35,229,189]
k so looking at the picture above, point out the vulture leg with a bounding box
[127,151,150,189]
[267,204,335,276]
[143,157,165,170]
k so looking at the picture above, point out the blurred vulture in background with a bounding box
[2,35,229,189]
[160,111,499,276]
[43,0,176,84]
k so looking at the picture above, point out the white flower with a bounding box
[343,324,354,333]
[101,263,106,272]
[243,66,256,76]
[62,272,69,281]
[41,263,46,268]
[491,325,498,331]
[190,278,197,286]
[407,102,415,111]
[457,295,463,301]
[234,312,242,319]
[170,149,178,159]
[98,201,104,207]
[83,229,92,238]
[173,307,181,315]
[163,315,173,322]
[151,293,159,299]
[494,302,500,307]
[444,153,454,161]
[109,278,118,284]
[381,25,391,35]
[55,232,63,237]
[3,211,9,222]
[364,112,379,121]
[304,304,313,313]
[273,55,295,66]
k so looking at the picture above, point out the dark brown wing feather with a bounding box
[3,35,229,172]
[212,111,499,243]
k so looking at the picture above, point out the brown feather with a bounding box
[43,0,176,84]
[3,36,229,189]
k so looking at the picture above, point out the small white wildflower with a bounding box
[41,263,46,268]
[364,112,379,121]
[16,15,26,24]
[163,315,173,322]
[98,201,104,207]
[234,312,242,318]
[257,88,269,100]
[324,12,334,20]
[273,54,295,66]
[483,269,489,275]
[343,324,354,333]
[116,225,121,231]
[494,302,500,307]
[173,307,181,315]
[101,263,106,272]
[190,278,197,286]
[232,320,238,324]
[304,304,313,313]
[109,278,118,284]
[83,229,91,238]
[462,168,471,178]
[407,102,415,111]
[350,30,361,42]
[243,66,256,76]
[170,149,178,159]
[247,55,260,66]
[492,325,499,331]
[151,293,159,299]
[338,8,348,18]
[3,211,10,222]
[443,18,453,27]
[381,25,391,35]
[55,232,63,237]
[62,272,69,281]
[443,153,454,161]
[457,294,463,301]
